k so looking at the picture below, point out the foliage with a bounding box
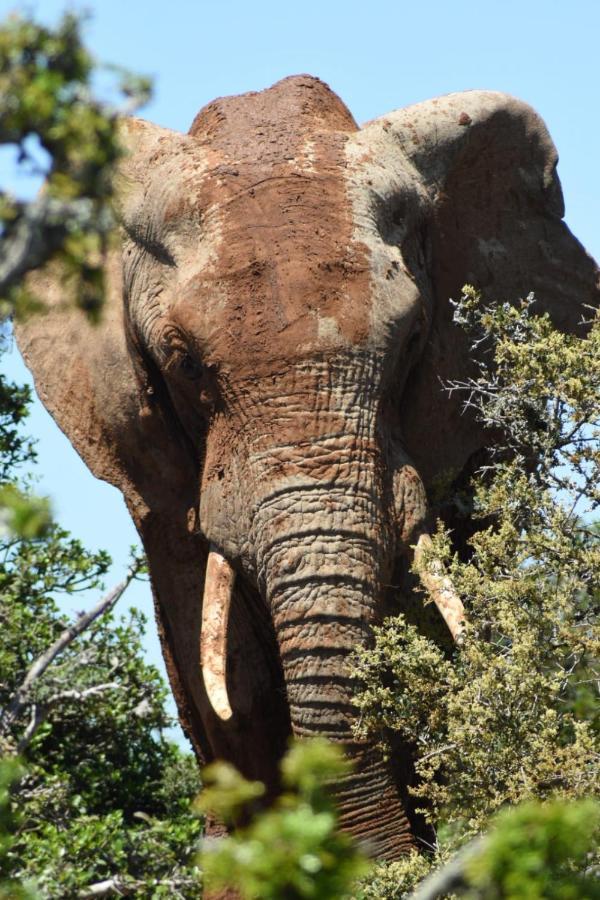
[353,289,599,890]
[0,359,50,538]
[358,853,434,899]
[0,12,204,897]
[0,359,201,897]
[365,799,600,900]
[0,512,201,897]
[0,353,200,896]
[0,760,37,899]
[198,738,370,899]
[0,477,202,897]
[0,11,151,321]
[13,805,201,899]
[0,369,33,479]
[464,799,600,900]
[0,9,150,538]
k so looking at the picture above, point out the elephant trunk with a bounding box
[251,483,415,858]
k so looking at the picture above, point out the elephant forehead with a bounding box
[167,76,376,363]
[157,75,426,368]
[173,137,378,365]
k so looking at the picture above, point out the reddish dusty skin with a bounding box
[172,81,419,856]
[16,74,600,869]
[178,76,371,368]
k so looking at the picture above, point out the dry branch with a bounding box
[408,836,484,900]
[0,561,139,738]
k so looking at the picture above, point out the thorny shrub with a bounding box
[352,288,599,893]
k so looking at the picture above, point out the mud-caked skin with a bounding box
[17,75,600,858]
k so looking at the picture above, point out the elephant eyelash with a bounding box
[163,343,203,380]
[125,224,176,268]
[159,325,193,372]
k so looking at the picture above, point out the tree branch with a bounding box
[0,194,113,294]
[78,876,144,897]
[48,682,123,706]
[408,836,485,900]
[0,562,138,737]
[15,683,123,753]
[78,875,199,898]
[16,703,47,754]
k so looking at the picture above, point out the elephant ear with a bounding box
[366,91,600,489]
[15,118,221,760]
[15,118,196,521]
[15,120,282,770]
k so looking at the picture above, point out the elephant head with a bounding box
[17,75,600,857]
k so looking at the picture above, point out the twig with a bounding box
[0,562,138,737]
[408,836,485,900]
[0,194,113,294]
[417,743,458,764]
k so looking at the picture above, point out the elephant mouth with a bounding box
[200,535,466,722]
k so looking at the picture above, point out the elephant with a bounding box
[17,75,600,858]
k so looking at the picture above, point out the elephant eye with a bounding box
[179,352,203,381]
[159,325,204,381]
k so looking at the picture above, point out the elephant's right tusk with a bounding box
[200,547,235,720]
[414,533,466,643]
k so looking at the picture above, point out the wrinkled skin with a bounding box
[18,76,600,857]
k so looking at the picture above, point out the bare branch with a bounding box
[16,703,47,753]
[78,875,199,898]
[0,561,139,737]
[408,836,485,900]
[46,682,123,706]
[14,682,125,753]
[78,876,144,897]
[417,742,458,764]
[0,194,114,295]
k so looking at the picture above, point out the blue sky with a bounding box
[3,0,600,743]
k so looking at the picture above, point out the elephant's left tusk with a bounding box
[414,533,466,643]
[201,547,235,720]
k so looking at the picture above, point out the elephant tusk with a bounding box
[200,547,235,720]
[413,533,466,643]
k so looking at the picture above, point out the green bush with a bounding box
[354,289,599,892]
[198,739,370,899]
[465,799,600,900]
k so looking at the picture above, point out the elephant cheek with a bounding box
[197,458,251,565]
